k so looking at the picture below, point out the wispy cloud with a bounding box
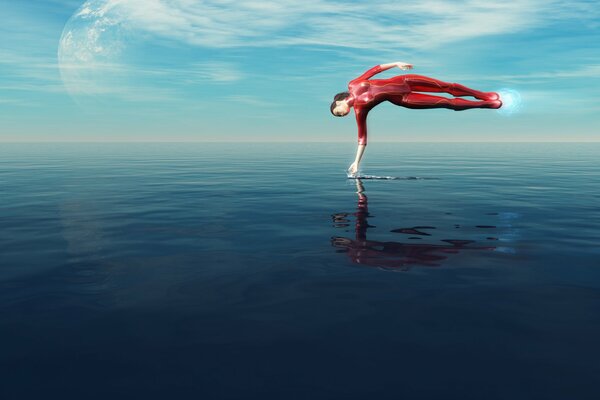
[185,62,243,83]
[55,59,242,102]
[0,49,66,93]
[494,65,600,83]
[225,95,277,107]
[74,0,599,50]
[0,98,32,106]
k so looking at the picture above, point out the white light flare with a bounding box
[497,88,522,116]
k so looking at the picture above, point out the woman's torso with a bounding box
[348,76,411,109]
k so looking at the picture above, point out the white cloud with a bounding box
[496,65,600,82]
[188,62,243,83]
[0,98,30,106]
[225,95,277,107]
[71,0,600,50]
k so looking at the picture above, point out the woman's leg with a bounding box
[400,74,498,100]
[401,93,501,110]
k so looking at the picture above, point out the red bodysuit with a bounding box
[347,65,501,145]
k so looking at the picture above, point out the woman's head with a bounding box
[330,92,351,117]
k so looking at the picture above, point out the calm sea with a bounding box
[1,142,599,399]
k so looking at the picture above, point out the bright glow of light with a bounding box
[497,88,522,116]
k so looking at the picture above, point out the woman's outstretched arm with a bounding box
[350,61,413,83]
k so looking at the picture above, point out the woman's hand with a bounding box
[348,144,366,177]
[395,62,413,70]
[348,162,359,176]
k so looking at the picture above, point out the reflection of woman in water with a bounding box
[330,62,502,176]
[331,180,495,270]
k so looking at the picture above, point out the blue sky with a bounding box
[1,0,599,142]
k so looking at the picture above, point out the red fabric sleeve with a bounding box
[350,65,384,84]
[355,109,368,145]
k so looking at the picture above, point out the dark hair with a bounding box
[330,91,350,116]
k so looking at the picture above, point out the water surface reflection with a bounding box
[331,179,497,271]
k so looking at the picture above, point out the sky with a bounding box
[1,0,599,142]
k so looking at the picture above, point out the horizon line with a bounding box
[1,140,599,144]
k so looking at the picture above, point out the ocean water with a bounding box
[1,142,599,399]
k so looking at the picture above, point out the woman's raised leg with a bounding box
[401,93,501,110]
[401,74,498,100]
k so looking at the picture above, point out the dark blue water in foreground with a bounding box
[1,143,599,399]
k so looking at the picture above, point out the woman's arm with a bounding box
[351,61,413,82]
[382,61,413,71]
[348,144,366,176]
[348,109,368,175]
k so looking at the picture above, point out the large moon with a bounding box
[58,0,133,104]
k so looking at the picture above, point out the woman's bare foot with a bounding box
[489,99,502,108]
[485,92,500,101]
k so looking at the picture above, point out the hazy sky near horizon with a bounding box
[1,0,599,142]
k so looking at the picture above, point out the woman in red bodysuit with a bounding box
[331,62,502,175]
